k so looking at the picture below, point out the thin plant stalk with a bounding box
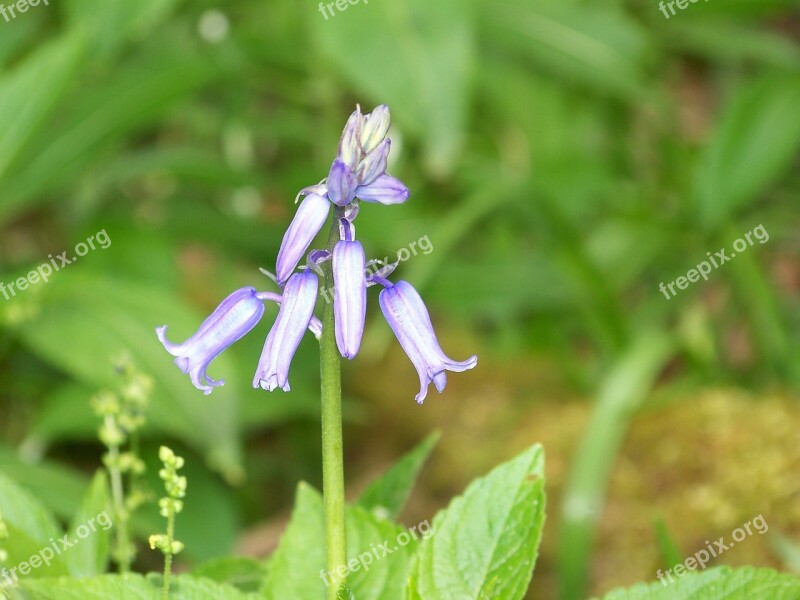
[320,212,347,599]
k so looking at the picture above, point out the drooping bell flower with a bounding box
[156,287,266,395]
[333,238,367,359]
[276,193,331,284]
[379,280,478,404]
[253,271,319,392]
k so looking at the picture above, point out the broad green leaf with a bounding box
[695,72,800,228]
[64,0,180,56]
[0,473,67,578]
[664,19,800,68]
[9,573,259,599]
[0,33,85,182]
[358,431,440,519]
[406,444,546,600]
[192,557,267,593]
[600,566,800,600]
[64,471,111,578]
[311,0,476,175]
[0,448,89,522]
[484,0,650,99]
[0,50,220,225]
[264,483,416,600]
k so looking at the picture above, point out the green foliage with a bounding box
[0,474,67,578]
[265,444,545,599]
[0,0,798,597]
[357,431,440,519]
[8,573,258,600]
[694,73,800,229]
[406,444,546,599]
[600,566,800,600]
[64,471,112,578]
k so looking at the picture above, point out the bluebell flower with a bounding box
[276,193,331,284]
[253,271,319,392]
[379,281,478,404]
[333,239,367,359]
[156,287,266,395]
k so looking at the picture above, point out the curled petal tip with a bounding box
[155,288,266,395]
[253,271,317,392]
[379,280,477,403]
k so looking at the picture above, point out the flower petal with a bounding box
[253,271,318,392]
[356,174,409,205]
[360,105,391,154]
[356,139,390,186]
[379,280,477,403]
[276,193,331,284]
[333,241,367,359]
[338,107,363,170]
[327,159,359,207]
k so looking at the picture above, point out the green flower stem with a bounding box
[105,417,131,574]
[320,213,347,599]
[162,503,176,600]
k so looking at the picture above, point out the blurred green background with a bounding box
[1,0,799,598]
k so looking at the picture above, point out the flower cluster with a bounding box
[156,105,476,403]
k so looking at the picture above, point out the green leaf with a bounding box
[484,0,650,99]
[9,573,259,599]
[64,471,111,577]
[311,0,476,175]
[0,473,67,578]
[0,32,85,183]
[0,447,89,522]
[192,557,267,593]
[63,0,180,56]
[652,515,683,573]
[0,49,220,225]
[599,566,800,600]
[406,444,546,600]
[264,483,416,600]
[694,72,800,228]
[358,431,440,519]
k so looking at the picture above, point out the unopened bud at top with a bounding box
[338,107,363,170]
[360,105,391,154]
